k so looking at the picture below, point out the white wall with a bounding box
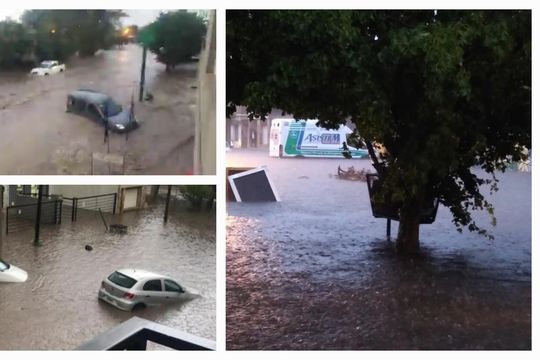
[49,185,119,198]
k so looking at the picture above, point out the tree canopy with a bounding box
[22,10,126,59]
[0,10,126,65]
[0,20,34,66]
[138,11,206,70]
[227,10,531,253]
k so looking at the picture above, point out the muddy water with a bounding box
[226,148,531,350]
[0,200,215,350]
[0,44,196,175]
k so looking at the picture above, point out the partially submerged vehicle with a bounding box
[98,269,192,311]
[269,118,369,158]
[66,89,139,133]
[30,60,66,76]
[0,259,28,283]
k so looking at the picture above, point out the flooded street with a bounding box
[0,44,196,174]
[0,199,215,350]
[226,148,531,350]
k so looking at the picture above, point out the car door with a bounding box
[87,103,105,125]
[141,279,166,306]
[163,279,186,303]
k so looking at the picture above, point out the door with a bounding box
[87,104,104,123]
[123,187,139,211]
[163,279,186,302]
[141,279,165,306]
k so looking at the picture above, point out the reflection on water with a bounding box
[226,149,531,350]
[0,200,215,350]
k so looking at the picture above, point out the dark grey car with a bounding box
[66,89,139,133]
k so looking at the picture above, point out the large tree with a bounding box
[21,10,126,60]
[138,11,206,71]
[227,10,531,253]
[0,20,34,66]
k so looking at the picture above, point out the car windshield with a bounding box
[105,99,122,116]
[39,62,53,68]
[107,271,137,289]
[0,260,9,272]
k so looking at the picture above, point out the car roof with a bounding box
[116,268,169,281]
[69,90,111,104]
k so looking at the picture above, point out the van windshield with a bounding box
[105,99,122,116]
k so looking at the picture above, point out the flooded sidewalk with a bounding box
[226,148,531,350]
[0,200,215,350]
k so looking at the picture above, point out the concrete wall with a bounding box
[194,10,216,175]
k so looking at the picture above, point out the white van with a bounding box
[269,118,368,158]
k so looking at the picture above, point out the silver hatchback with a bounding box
[98,269,190,311]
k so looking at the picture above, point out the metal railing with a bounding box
[5,193,117,234]
[77,316,215,351]
[5,199,62,234]
[62,193,117,222]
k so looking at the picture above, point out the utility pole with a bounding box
[164,185,172,223]
[34,185,43,246]
[139,45,147,102]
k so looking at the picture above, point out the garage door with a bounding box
[123,188,139,210]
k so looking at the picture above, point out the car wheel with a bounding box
[60,69,64,72]
[132,303,146,311]
[44,73,49,76]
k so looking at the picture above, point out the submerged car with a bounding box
[66,89,139,133]
[0,259,28,283]
[98,269,191,311]
[30,60,66,76]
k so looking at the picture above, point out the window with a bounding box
[164,279,184,293]
[75,99,85,112]
[105,99,122,116]
[88,104,103,120]
[107,271,137,289]
[143,279,162,291]
[0,260,9,272]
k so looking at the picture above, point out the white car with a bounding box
[0,259,28,283]
[98,269,193,311]
[30,60,66,76]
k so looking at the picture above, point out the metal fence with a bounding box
[72,193,117,220]
[5,193,117,234]
[6,200,62,234]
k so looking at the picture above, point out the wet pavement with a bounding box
[0,44,197,174]
[0,199,215,350]
[226,148,531,350]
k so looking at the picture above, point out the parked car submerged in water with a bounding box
[66,89,139,133]
[30,60,66,76]
[98,269,192,311]
[0,259,28,283]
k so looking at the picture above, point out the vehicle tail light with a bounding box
[123,292,135,300]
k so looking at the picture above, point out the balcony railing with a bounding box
[77,316,215,351]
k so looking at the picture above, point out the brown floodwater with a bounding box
[226,148,531,350]
[0,44,196,175]
[0,198,215,350]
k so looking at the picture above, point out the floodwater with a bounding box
[226,148,531,350]
[0,198,215,350]
[0,44,197,175]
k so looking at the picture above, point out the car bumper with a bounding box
[98,288,134,311]
[110,122,138,133]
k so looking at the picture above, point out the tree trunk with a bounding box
[396,195,423,254]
